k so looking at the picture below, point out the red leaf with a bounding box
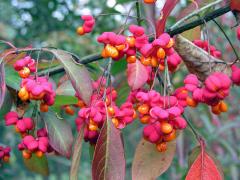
[156,0,179,36]
[231,0,240,11]
[127,60,149,90]
[186,141,224,180]
[92,116,125,180]
[132,139,176,180]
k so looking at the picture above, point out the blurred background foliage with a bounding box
[0,0,240,180]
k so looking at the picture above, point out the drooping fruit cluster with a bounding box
[193,40,222,58]
[4,112,51,159]
[5,111,34,136]
[98,32,126,60]
[183,73,231,115]
[127,90,187,152]
[18,76,56,112]
[13,55,56,112]
[140,32,181,71]
[97,25,182,71]
[77,15,95,35]
[75,78,136,144]
[0,146,11,164]
[18,128,50,159]
[14,56,36,78]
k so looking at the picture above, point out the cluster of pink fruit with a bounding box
[126,90,187,152]
[184,73,231,115]
[13,56,56,112]
[13,56,36,78]
[18,76,56,112]
[0,146,11,164]
[97,24,182,71]
[193,40,222,58]
[75,78,136,144]
[18,128,50,159]
[4,112,51,159]
[77,15,95,36]
[5,111,34,136]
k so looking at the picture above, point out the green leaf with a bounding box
[5,65,21,90]
[70,125,85,180]
[53,95,78,107]
[50,49,93,105]
[56,80,76,96]
[23,153,49,176]
[41,110,74,158]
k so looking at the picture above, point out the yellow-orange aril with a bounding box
[126,56,136,63]
[140,115,150,124]
[126,36,135,47]
[156,48,166,59]
[65,105,75,115]
[101,48,108,58]
[161,122,173,134]
[219,101,228,112]
[165,38,174,48]
[76,26,85,35]
[40,102,49,112]
[107,106,115,116]
[144,0,157,4]
[151,56,158,67]
[35,150,43,158]
[186,97,198,107]
[138,104,150,115]
[105,44,119,59]
[112,117,119,128]
[140,56,151,66]
[116,44,125,51]
[22,150,32,159]
[164,129,176,142]
[18,67,31,78]
[3,155,10,163]
[156,142,167,152]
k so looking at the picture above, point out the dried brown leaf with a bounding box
[174,35,231,81]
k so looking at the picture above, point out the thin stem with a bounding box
[102,60,112,101]
[170,0,224,30]
[136,0,142,26]
[0,40,16,49]
[98,13,156,37]
[168,5,231,36]
[118,4,135,35]
[212,19,240,63]
[182,114,201,142]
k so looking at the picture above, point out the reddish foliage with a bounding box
[127,60,149,90]
[92,119,125,180]
[186,141,223,180]
[230,0,240,11]
[156,0,179,36]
